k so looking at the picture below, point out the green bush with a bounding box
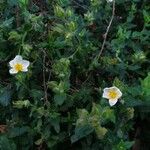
[0,0,149,149]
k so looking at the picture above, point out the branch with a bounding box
[16,6,20,28]
[72,0,88,10]
[42,50,48,105]
[97,0,116,59]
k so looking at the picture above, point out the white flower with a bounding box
[9,55,30,74]
[102,86,122,106]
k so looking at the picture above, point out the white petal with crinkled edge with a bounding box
[14,55,23,61]
[102,89,109,99]
[102,92,108,98]
[9,68,18,74]
[109,99,118,106]
[22,67,28,72]
[9,55,23,67]
[9,60,16,67]
[103,87,110,93]
[116,88,122,98]
[22,60,30,68]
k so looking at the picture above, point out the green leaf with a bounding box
[113,140,134,150]
[7,0,18,6]
[35,138,43,146]
[50,118,60,133]
[124,141,135,149]
[0,18,14,29]
[76,109,89,127]
[71,125,94,143]
[9,126,29,138]
[30,89,44,101]
[125,97,143,107]
[13,100,31,109]
[18,0,29,8]
[95,127,107,139]
[54,5,65,18]
[102,107,116,123]
[0,87,12,106]
[141,73,150,97]
[0,135,16,150]
[9,31,22,41]
[54,93,66,105]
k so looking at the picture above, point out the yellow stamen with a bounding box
[15,63,23,72]
[108,90,117,99]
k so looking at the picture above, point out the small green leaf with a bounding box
[113,140,134,150]
[71,125,94,143]
[102,107,116,123]
[30,89,44,101]
[141,73,150,97]
[35,138,43,145]
[9,126,29,138]
[50,118,60,133]
[0,87,12,106]
[95,127,107,139]
[9,31,22,41]
[7,0,18,6]
[19,0,29,8]
[54,93,66,105]
[0,135,16,150]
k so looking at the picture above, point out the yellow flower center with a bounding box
[108,90,118,99]
[15,63,23,72]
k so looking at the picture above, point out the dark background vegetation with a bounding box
[0,0,150,149]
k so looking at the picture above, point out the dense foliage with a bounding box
[0,0,150,149]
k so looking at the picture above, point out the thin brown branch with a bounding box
[97,0,115,59]
[16,6,20,28]
[42,50,48,105]
[79,1,116,85]
[72,0,89,10]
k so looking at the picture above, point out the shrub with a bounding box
[0,0,149,149]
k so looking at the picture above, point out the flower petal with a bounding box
[9,60,16,67]
[109,86,122,99]
[102,88,110,99]
[14,55,23,61]
[109,99,118,106]
[22,60,30,68]
[116,88,122,98]
[102,92,109,99]
[22,67,28,72]
[9,68,18,74]
[103,88,110,93]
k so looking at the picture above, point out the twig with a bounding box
[78,1,116,85]
[97,0,116,59]
[42,50,48,105]
[16,6,20,28]
[72,0,89,10]
[81,72,92,85]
